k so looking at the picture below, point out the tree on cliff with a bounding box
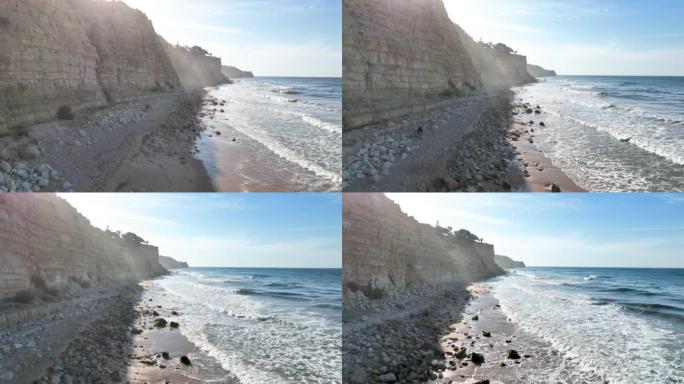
[190,46,211,57]
[122,232,147,245]
[454,229,483,243]
[494,43,514,55]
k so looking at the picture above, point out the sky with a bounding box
[59,193,342,269]
[386,193,684,268]
[117,0,341,77]
[444,0,684,76]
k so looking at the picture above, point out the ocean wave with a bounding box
[301,114,341,133]
[234,288,310,300]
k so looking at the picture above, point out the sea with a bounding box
[493,267,684,383]
[144,268,342,384]
[198,77,342,192]
[518,76,684,191]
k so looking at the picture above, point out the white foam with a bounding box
[493,274,682,383]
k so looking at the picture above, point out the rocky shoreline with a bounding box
[343,88,585,192]
[0,280,238,384]
[343,283,472,384]
[343,281,602,384]
[0,90,218,192]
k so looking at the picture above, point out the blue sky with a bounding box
[120,0,341,77]
[444,0,684,76]
[59,193,342,268]
[387,193,684,268]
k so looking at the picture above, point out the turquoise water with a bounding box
[494,267,684,383]
[147,268,342,384]
[519,76,684,191]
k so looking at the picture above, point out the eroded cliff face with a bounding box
[343,0,535,130]
[0,0,227,135]
[0,194,166,301]
[343,194,503,306]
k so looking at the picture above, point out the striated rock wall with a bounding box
[0,0,107,134]
[343,194,503,305]
[0,0,228,135]
[343,0,535,130]
[0,194,166,301]
[74,0,180,102]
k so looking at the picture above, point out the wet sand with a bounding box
[507,98,585,192]
[433,282,605,384]
[198,93,341,192]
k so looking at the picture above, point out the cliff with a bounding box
[343,0,535,130]
[159,255,189,269]
[164,43,230,90]
[494,255,526,269]
[343,194,503,306]
[0,194,166,302]
[0,0,228,135]
[222,66,254,79]
[527,64,557,77]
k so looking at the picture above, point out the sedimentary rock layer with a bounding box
[0,194,166,300]
[343,0,535,130]
[343,194,503,305]
[0,0,227,134]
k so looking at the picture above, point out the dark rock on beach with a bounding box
[508,349,522,359]
[471,352,485,365]
[180,355,192,365]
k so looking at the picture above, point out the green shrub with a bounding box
[56,106,74,120]
[14,290,35,304]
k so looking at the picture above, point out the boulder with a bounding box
[471,352,485,365]
[19,144,40,160]
[154,318,168,327]
[170,321,179,328]
[508,349,521,359]
[180,355,192,365]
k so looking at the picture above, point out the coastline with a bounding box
[198,92,341,192]
[342,283,472,383]
[343,84,586,192]
[0,91,215,192]
[507,88,585,192]
[0,279,237,384]
[342,280,605,384]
